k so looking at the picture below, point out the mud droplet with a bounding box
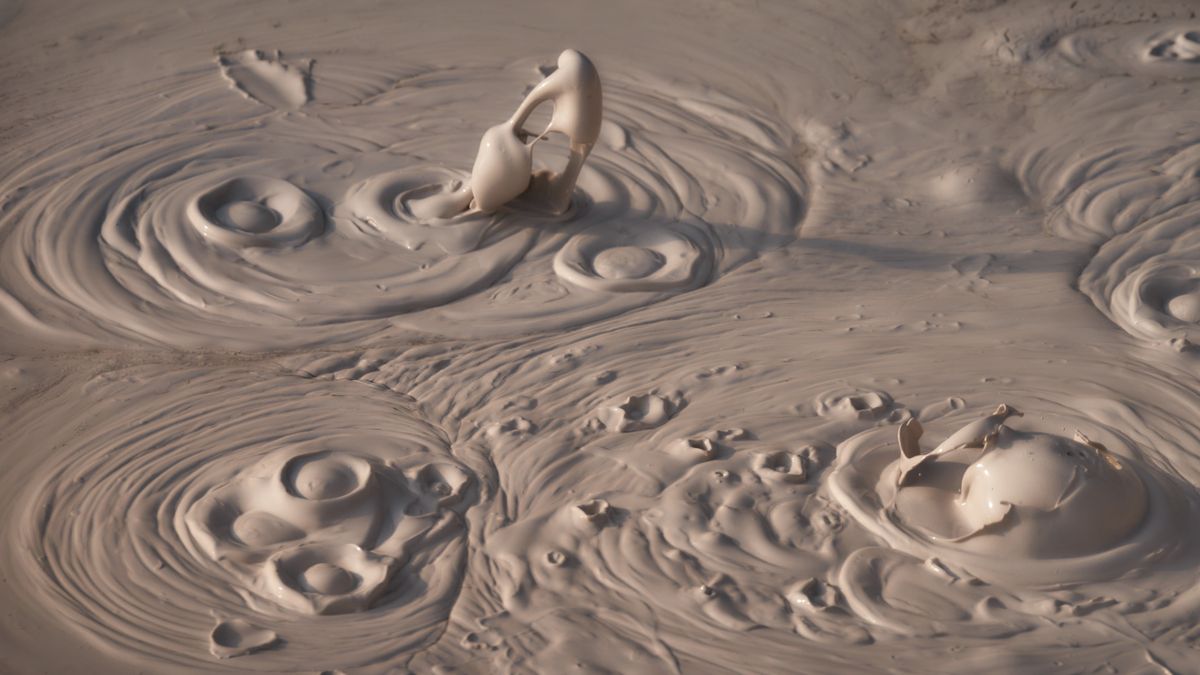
[209,618,278,659]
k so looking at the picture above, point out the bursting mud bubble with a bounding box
[3,1,1200,673]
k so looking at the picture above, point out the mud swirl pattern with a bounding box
[12,366,478,671]
[1077,203,1200,346]
[829,402,1200,586]
[0,52,805,349]
[1009,38,1200,347]
[309,336,1200,672]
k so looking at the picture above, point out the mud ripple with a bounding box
[0,54,806,349]
[830,402,1199,586]
[1079,204,1200,345]
[14,367,475,671]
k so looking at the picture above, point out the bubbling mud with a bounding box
[1013,108,1200,246]
[555,220,713,293]
[1145,29,1200,63]
[183,443,472,617]
[376,326,1200,672]
[831,403,1198,586]
[189,176,324,247]
[9,2,1200,673]
[410,49,603,219]
[1079,203,1200,346]
[1055,22,1200,76]
[218,49,313,111]
[12,367,477,671]
[0,48,804,349]
[1010,63,1200,347]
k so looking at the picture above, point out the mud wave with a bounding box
[13,366,477,671]
[0,54,805,349]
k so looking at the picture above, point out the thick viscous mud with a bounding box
[3,1,1200,673]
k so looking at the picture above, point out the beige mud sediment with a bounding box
[3,0,1200,673]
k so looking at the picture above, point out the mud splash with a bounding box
[0,46,803,349]
[3,1,1200,673]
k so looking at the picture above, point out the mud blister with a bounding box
[0,52,806,349]
[830,402,1199,586]
[13,366,476,671]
